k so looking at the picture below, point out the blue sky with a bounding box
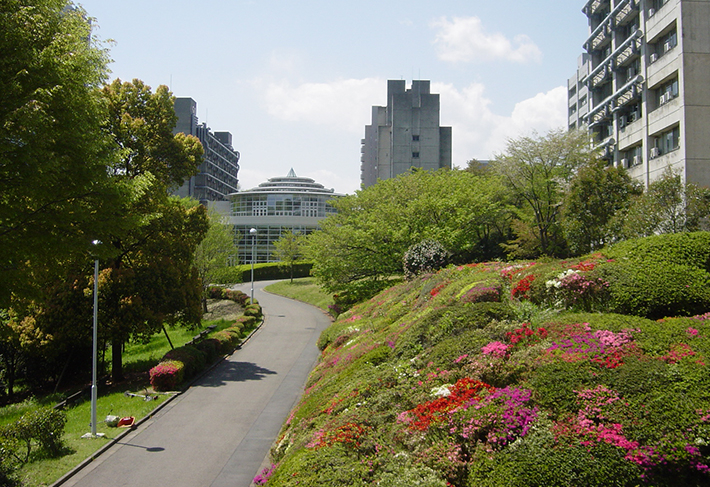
[77,0,590,194]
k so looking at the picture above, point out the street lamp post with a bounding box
[249,228,257,304]
[83,240,104,439]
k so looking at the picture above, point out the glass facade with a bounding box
[227,169,343,263]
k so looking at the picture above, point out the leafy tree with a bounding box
[561,160,642,255]
[304,169,507,297]
[194,207,237,311]
[614,166,710,239]
[272,231,304,284]
[0,0,118,307]
[492,129,596,257]
[96,79,206,381]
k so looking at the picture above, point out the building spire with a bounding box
[287,168,297,178]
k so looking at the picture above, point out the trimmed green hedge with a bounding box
[211,262,313,285]
[597,232,710,319]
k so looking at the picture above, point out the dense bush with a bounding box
[149,360,185,392]
[403,240,450,279]
[597,232,710,318]
[0,407,67,464]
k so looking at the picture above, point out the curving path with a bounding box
[59,280,331,487]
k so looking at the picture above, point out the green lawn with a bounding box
[264,278,334,311]
[1,316,241,487]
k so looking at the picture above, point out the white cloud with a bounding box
[261,78,382,133]
[434,82,568,163]
[431,16,542,64]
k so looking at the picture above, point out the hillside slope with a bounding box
[259,234,710,487]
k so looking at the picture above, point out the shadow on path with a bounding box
[198,361,277,388]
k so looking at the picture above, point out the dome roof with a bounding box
[237,168,340,195]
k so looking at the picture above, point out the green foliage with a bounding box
[0,0,117,308]
[272,231,305,283]
[614,166,710,238]
[194,207,238,304]
[597,232,710,318]
[561,160,641,255]
[305,168,508,298]
[403,240,450,279]
[0,407,67,464]
[492,129,595,257]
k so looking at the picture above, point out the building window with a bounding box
[412,135,420,142]
[655,76,679,108]
[620,145,643,168]
[651,125,680,157]
[412,152,420,158]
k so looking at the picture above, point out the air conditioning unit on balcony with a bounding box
[664,41,672,53]
[620,158,628,167]
[650,53,659,63]
[649,8,656,17]
[633,155,641,166]
[620,115,628,127]
[650,147,661,158]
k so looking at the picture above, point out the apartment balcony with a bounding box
[591,65,611,88]
[615,37,642,66]
[590,24,613,51]
[614,0,639,26]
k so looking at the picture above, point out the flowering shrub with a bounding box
[149,360,185,391]
[451,386,538,448]
[398,378,493,432]
[403,239,450,279]
[481,341,510,359]
[253,463,277,485]
[506,323,548,346]
[545,268,610,311]
[511,274,535,300]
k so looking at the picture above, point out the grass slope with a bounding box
[261,255,710,487]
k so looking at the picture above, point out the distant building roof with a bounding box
[234,168,342,196]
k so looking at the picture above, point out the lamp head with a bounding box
[249,228,257,235]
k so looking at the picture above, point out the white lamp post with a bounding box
[83,240,104,438]
[249,228,257,304]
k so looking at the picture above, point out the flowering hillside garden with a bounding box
[258,233,710,487]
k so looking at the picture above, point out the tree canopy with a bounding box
[492,129,596,257]
[305,168,508,297]
[0,0,117,306]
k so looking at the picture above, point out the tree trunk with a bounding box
[202,296,209,314]
[112,339,124,382]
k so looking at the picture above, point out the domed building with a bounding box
[226,169,343,263]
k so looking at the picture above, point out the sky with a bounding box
[76,0,590,195]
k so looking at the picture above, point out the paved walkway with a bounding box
[60,281,331,487]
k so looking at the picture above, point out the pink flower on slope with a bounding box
[481,341,510,359]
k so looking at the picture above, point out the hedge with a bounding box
[211,262,313,285]
[597,232,710,319]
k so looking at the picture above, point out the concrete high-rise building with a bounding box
[573,0,710,187]
[568,53,592,131]
[361,80,452,188]
[173,98,241,203]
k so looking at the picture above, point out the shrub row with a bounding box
[149,302,262,392]
[211,262,313,285]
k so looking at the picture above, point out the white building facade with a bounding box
[224,169,342,263]
[577,0,710,186]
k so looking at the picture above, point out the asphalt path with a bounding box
[59,280,331,487]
